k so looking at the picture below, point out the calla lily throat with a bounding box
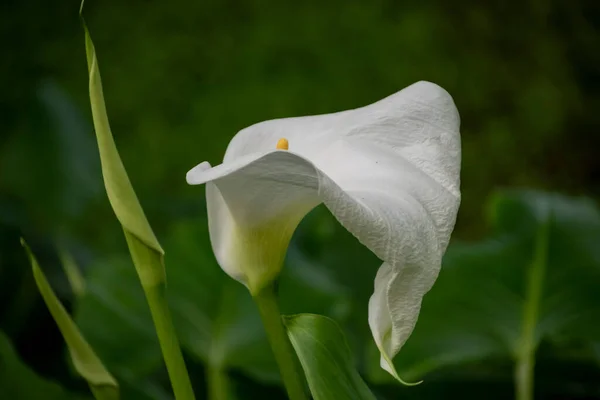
[228,137,299,293]
[203,136,319,295]
[220,203,309,295]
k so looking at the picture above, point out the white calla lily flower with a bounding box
[187,81,461,379]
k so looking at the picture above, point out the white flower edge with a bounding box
[187,81,461,382]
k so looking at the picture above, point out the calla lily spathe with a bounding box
[186,81,461,378]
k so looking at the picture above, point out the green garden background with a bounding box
[1,0,599,398]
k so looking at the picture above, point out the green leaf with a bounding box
[59,247,87,297]
[74,219,350,386]
[0,330,85,400]
[82,20,163,287]
[0,80,101,225]
[22,239,119,400]
[168,220,351,382]
[74,219,274,383]
[285,314,376,400]
[368,190,600,387]
[279,246,351,320]
[80,14,195,400]
[60,247,167,400]
[74,256,162,377]
[37,80,102,220]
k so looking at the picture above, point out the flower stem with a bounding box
[515,219,550,400]
[253,284,308,400]
[144,284,196,400]
[207,366,230,400]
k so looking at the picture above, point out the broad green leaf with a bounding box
[74,219,349,386]
[169,220,351,382]
[285,314,376,400]
[0,330,85,400]
[74,220,274,384]
[367,190,600,385]
[0,80,100,225]
[279,246,352,320]
[74,256,162,378]
[37,80,102,220]
[22,239,119,400]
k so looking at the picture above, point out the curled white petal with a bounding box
[187,81,461,377]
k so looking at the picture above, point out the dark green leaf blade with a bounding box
[285,314,376,400]
[74,219,351,389]
[22,239,119,400]
[0,330,85,400]
[167,220,351,383]
[74,256,162,378]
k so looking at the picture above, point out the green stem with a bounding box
[207,366,230,400]
[515,219,550,400]
[253,284,308,400]
[124,232,195,400]
[144,284,196,400]
[207,284,234,400]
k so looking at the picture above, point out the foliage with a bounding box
[1,0,599,399]
[285,314,376,400]
[22,240,118,399]
[0,330,86,400]
[365,191,600,398]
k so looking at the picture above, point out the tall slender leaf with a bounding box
[79,10,195,399]
[82,22,163,286]
[22,239,118,400]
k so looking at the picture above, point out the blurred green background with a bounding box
[1,0,599,399]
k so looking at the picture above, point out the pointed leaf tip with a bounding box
[22,240,119,399]
[82,23,93,74]
[82,21,165,288]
